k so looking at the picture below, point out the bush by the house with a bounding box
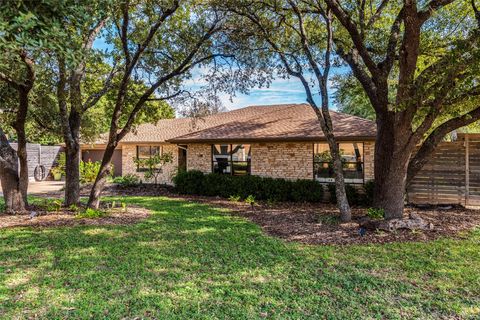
[332,180,375,206]
[113,174,140,187]
[363,180,375,206]
[80,161,114,184]
[173,170,324,203]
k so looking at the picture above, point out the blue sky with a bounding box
[94,38,346,111]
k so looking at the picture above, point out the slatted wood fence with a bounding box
[10,143,62,180]
[407,134,480,206]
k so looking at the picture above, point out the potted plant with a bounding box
[51,166,63,181]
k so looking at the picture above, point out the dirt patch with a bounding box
[0,206,151,229]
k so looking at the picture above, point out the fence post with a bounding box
[465,134,470,206]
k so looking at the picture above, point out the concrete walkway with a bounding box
[0,181,64,196]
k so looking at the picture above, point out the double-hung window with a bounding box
[314,142,364,183]
[136,146,161,172]
[212,144,251,175]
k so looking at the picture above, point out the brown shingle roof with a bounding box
[168,104,376,143]
[88,104,376,145]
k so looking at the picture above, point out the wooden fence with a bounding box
[407,134,480,206]
[10,143,62,180]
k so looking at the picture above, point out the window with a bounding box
[314,143,364,183]
[212,144,251,175]
[136,146,161,172]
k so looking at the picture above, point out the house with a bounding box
[80,103,376,185]
[80,103,480,206]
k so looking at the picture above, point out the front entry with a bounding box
[178,146,187,172]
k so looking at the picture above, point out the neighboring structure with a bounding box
[10,143,62,181]
[80,104,376,185]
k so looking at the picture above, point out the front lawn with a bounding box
[0,197,479,319]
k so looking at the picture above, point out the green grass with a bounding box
[0,196,479,319]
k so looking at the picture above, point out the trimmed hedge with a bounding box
[173,170,375,205]
[173,170,324,202]
[327,180,375,206]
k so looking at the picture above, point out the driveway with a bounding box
[0,181,64,196]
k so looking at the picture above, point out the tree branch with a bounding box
[407,104,480,184]
[418,0,457,24]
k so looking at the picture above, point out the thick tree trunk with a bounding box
[0,128,26,213]
[64,141,81,206]
[63,107,82,206]
[0,161,26,214]
[87,144,115,209]
[373,115,412,220]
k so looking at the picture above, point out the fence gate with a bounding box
[467,135,480,206]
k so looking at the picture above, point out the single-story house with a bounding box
[80,103,480,207]
[81,104,376,185]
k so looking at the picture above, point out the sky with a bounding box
[93,38,346,112]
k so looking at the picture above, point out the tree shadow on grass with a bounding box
[0,196,479,319]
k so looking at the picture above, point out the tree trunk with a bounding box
[64,141,81,206]
[15,88,29,203]
[373,114,412,220]
[63,107,82,206]
[332,152,351,222]
[0,128,26,213]
[87,143,115,209]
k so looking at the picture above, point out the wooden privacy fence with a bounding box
[407,134,480,206]
[10,143,62,181]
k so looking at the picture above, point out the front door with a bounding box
[178,146,187,172]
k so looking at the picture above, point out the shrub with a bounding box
[363,180,375,206]
[245,195,256,207]
[114,174,140,187]
[172,170,205,195]
[229,195,241,202]
[327,183,361,205]
[367,207,384,220]
[173,171,324,203]
[39,198,63,212]
[80,161,101,184]
[76,208,106,219]
[291,179,323,202]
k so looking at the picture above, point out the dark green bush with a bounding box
[291,179,324,202]
[363,180,375,206]
[173,171,324,203]
[327,183,361,205]
[172,170,205,195]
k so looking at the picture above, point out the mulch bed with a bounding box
[10,183,480,244]
[0,205,151,229]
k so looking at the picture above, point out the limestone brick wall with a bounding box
[186,144,211,173]
[121,143,178,185]
[363,141,375,181]
[251,142,313,180]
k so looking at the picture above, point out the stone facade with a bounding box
[121,143,178,185]
[363,141,375,181]
[186,144,211,173]
[251,142,314,180]
[119,140,376,184]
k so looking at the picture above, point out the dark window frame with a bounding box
[136,145,162,172]
[211,144,251,176]
[313,142,365,184]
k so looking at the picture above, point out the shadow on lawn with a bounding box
[0,197,479,319]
